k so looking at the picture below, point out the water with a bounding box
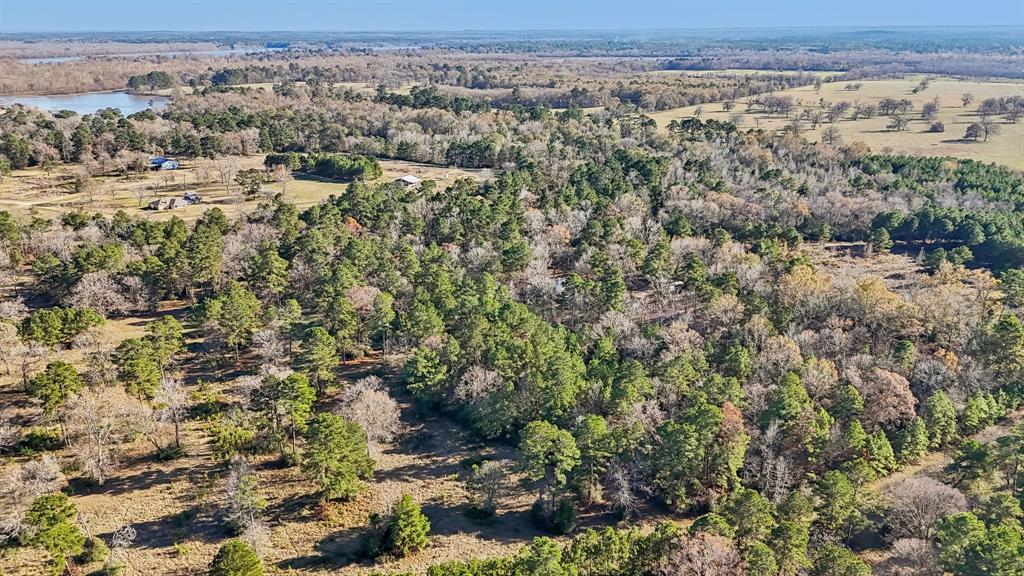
[2,91,170,115]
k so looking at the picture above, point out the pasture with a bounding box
[648,75,1024,169]
[0,156,489,222]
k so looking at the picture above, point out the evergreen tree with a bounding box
[809,544,871,576]
[301,327,337,393]
[897,417,930,464]
[519,421,581,518]
[724,487,777,546]
[384,494,431,557]
[302,413,374,500]
[924,391,959,448]
[865,431,898,476]
[19,493,86,575]
[572,414,614,504]
[29,361,84,416]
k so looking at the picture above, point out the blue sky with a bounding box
[1,0,1022,32]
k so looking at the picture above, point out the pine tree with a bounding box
[865,431,898,476]
[302,413,373,500]
[809,544,870,576]
[384,494,431,557]
[897,417,930,464]
[844,419,868,454]
[301,327,337,394]
[29,361,84,416]
[924,391,959,448]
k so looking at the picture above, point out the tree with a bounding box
[146,315,184,374]
[210,540,263,576]
[962,93,974,107]
[251,371,315,459]
[519,421,581,519]
[659,533,742,576]
[884,477,967,541]
[572,414,614,504]
[466,460,507,517]
[301,327,337,393]
[205,281,262,362]
[1001,269,1024,307]
[771,520,811,576]
[724,487,776,546]
[225,456,267,540]
[383,494,431,557]
[19,493,85,575]
[155,375,189,450]
[337,375,402,456]
[64,388,131,485]
[897,418,930,464]
[937,512,1024,576]
[29,361,84,417]
[248,243,288,301]
[980,116,1001,142]
[869,228,894,253]
[809,545,870,576]
[815,470,865,541]
[235,169,265,199]
[404,345,447,404]
[924,391,958,448]
[114,338,160,399]
[865,431,898,477]
[821,125,842,146]
[301,413,373,500]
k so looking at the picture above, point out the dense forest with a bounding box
[0,31,1023,576]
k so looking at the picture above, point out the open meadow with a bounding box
[0,157,489,222]
[648,75,1024,168]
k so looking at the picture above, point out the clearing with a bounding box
[647,75,1024,169]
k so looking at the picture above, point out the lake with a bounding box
[2,91,170,115]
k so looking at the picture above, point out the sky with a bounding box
[0,0,1022,32]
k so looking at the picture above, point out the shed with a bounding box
[395,174,422,187]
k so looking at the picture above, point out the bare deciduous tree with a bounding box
[0,455,66,543]
[883,477,967,541]
[877,538,941,576]
[155,375,189,450]
[336,375,403,455]
[466,460,508,515]
[658,533,742,576]
[65,388,132,485]
[225,456,268,550]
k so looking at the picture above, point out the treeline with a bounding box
[264,151,382,181]
[126,70,176,93]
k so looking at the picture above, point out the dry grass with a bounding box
[647,75,1024,169]
[0,156,489,222]
[0,351,588,575]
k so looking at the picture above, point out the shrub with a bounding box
[209,540,263,576]
[929,121,945,133]
[532,497,577,535]
[79,535,110,564]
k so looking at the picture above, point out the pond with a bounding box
[2,91,170,115]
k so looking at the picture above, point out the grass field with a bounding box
[0,157,489,222]
[647,75,1024,169]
